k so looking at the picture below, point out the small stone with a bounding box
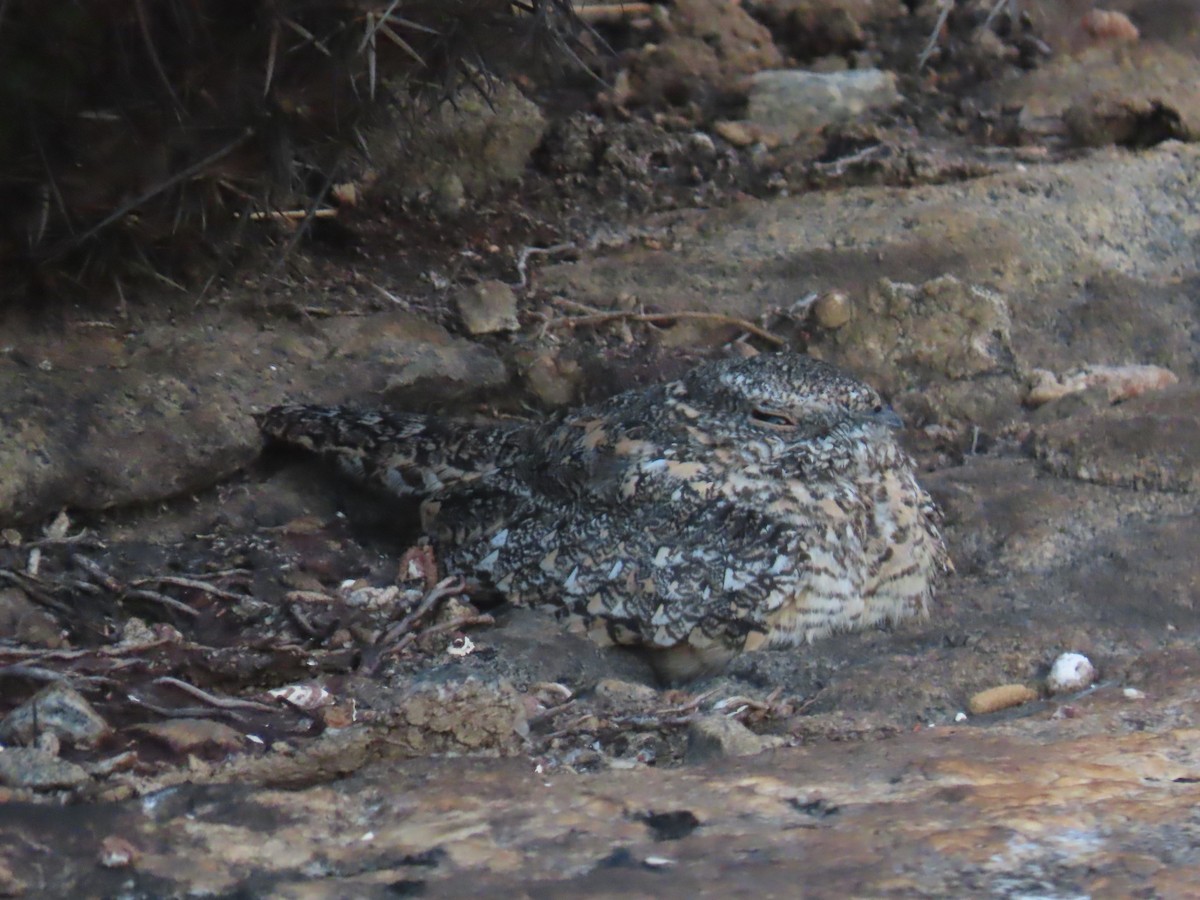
[1123,687,1146,700]
[1081,9,1139,44]
[133,719,245,755]
[594,678,659,704]
[522,351,583,407]
[331,182,359,207]
[712,119,764,147]
[84,751,139,778]
[267,682,332,710]
[967,684,1038,715]
[813,290,852,329]
[1025,364,1177,407]
[386,678,530,754]
[98,835,139,868]
[1046,653,1097,694]
[431,172,466,216]
[0,747,90,791]
[0,857,25,895]
[746,69,900,143]
[0,586,66,648]
[685,714,785,763]
[0,682,111,747]
[454,280,520,335]
[34,732,60,756]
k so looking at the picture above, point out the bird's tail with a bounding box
[258,404,524,498]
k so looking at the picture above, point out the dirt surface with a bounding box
[1,1,1199,896]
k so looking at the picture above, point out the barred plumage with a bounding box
[260,353,950,680]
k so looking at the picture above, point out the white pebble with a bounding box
[954,711,968,723]
[1046,652,1096,694]
[1123,687,1146,700]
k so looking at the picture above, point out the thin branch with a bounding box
[49,128,255,258]
[131,576,252,603]
[264,19,279,97]
[72,554,122,592]
[0,568,73,616]
[128,694,243,721]
[516,242,575,289]
[154,676,278,712]
[133,0,185,118]
[917,0,954,71]
[270,147,344,273]
[387,613,494,657]
[282,17,332,57]
[379,577,465,646]
[544,308,786,347]
[125,589,201,618]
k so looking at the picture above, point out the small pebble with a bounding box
[1046,652,1096,694]
[98,836,138,869]
[968,684,1038,715]
[813,290,852,329]
[1123,687,1146,700]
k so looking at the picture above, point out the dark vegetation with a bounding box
[0,0,582,306]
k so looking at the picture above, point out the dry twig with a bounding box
[387,613,495,657]
[124,589,201,618]
[132,576,253,603]
[153,676,278,713]
[378,576,465,646]
[574,3,653,24]
[544,302,786,347]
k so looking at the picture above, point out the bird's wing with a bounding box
[467,490,860,654]
[515,390,728,510]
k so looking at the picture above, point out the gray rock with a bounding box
[1001,45,1200,147]
[369,82,546,206]
[810,275,1018,424]
[537,143,1200,430]
[0,747,89,791]
[132,719,245,755]
[0,309,507,524]
[454,280,520,335]
[0,683,111,748]
[747,69,900,142]
[1032,386,1200,493]
[0,586,65,647]
[384,678,530,756]
[685,714,785,763]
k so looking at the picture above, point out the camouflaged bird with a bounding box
[260,353,949,680]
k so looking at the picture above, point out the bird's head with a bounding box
[687,353,901,446]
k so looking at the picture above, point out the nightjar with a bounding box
[260,353,950,680]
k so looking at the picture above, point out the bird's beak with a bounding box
[872,406,904,429]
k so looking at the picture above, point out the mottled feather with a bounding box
[261,353,950,679]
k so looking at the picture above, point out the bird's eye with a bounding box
[873,404,884,413]
[750,408,796,428]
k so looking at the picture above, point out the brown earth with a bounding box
[1,1,1198,896]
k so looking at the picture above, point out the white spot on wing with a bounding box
[564,566,582,594]
[477,549,500,573]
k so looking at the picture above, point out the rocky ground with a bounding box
[1,1,1199,896]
